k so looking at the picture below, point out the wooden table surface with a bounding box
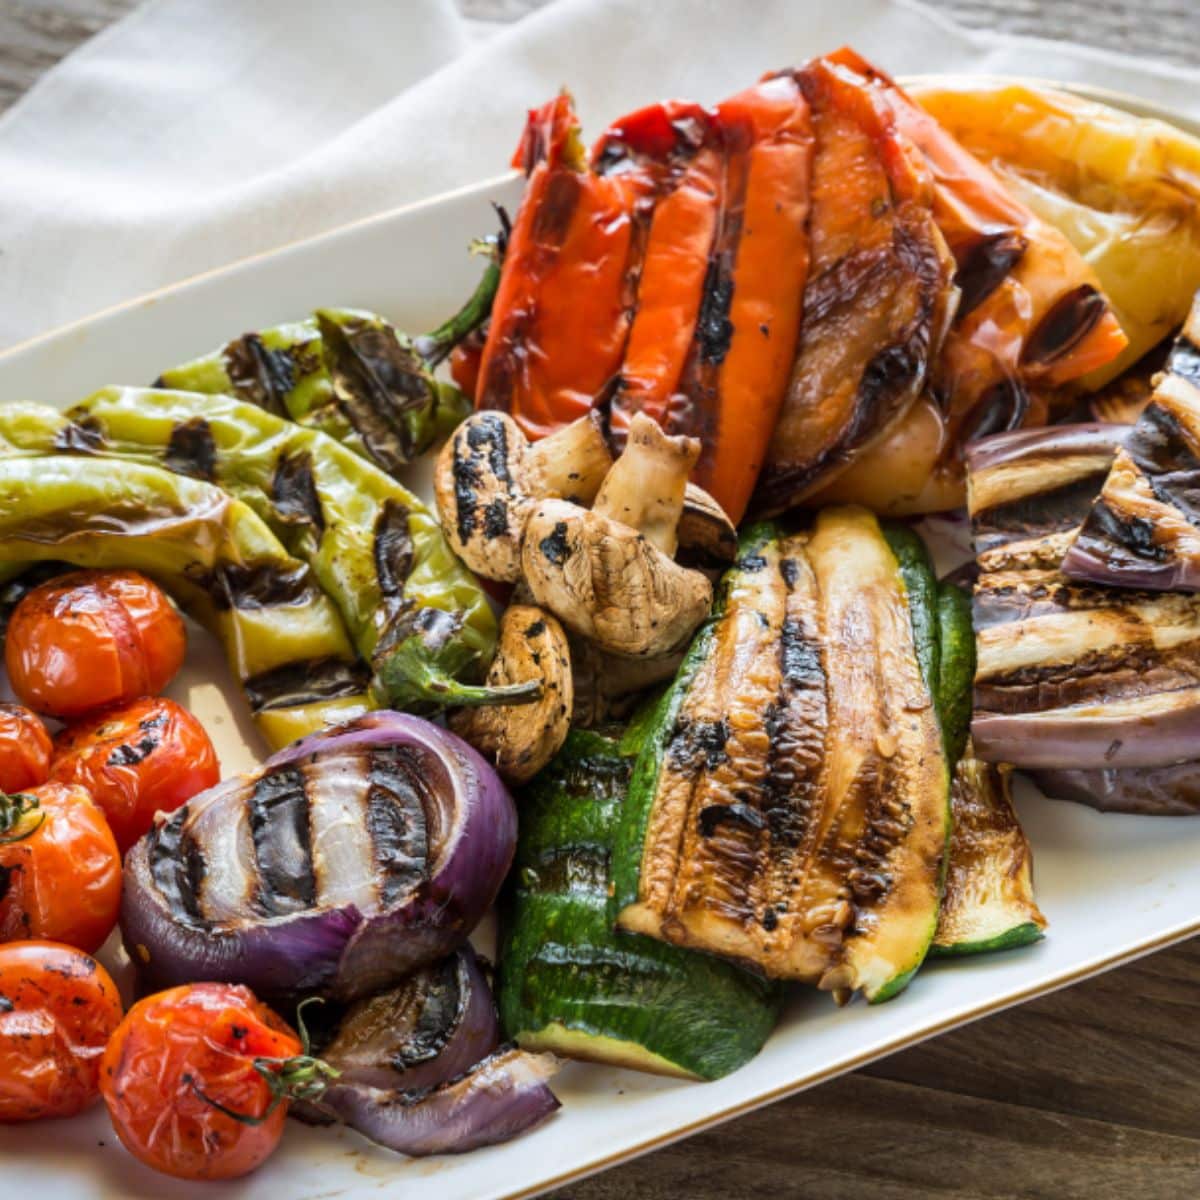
[4,2,1198,1196]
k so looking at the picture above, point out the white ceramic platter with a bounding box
[2,87,1200,1200]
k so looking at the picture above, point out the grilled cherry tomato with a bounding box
[0,703,51,792]
[5,569,186,720]
[101,984,335,1181]
[0,941,123,1122]
[50,696,219,854]
[0,782,121,953]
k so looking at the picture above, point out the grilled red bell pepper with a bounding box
[476,92,636,440]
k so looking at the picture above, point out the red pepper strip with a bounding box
[647,76,812,524]
[477,92,635,439]
[591,102,724,440]
[827,46,1127,387]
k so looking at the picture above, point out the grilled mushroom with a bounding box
[450,605,573,783]
[591,413,699,556]
[521,498,712,658]
[570,637,684,728]
[677,483,738,574]
[435,411,612,581]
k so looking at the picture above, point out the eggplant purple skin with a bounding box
[317,1046,561,1157]
[1031,763,1200,816]
[121,711,518,1005]
[1059,536,1199,593]
[971,707,1200,771]
[964,422,1128,476]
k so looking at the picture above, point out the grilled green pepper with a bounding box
[0,394,522,711]
[154,260,498,474]
[0,455,369,749]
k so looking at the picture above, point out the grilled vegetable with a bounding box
[5,569,185,719]
[965,418,1200,775]
[499,728,781,1080]
[570,639,683,729]
[481,82,813,525]
[613,509,950,1001]
[0,704,51,793]
[0,942,123,1123]
[155,266,498,474]
[801,53,1130,516]
[753,57,956,516]
[522,499,712,658]
[966,423,1126,573]
[100,982,326,1181]
[312,1045,559,1158]
[912,77,1200,388]
[477,92,635,440]
[615,78,814,525]
[50,696,220,854]
[434,410,612,582]
[678,484,739,573]
[4,390,504,712]
[307,947,499,1094]
[121,712,516,1006]
[0,455,368,750]
[933,751,1044,955]
[449,605,573,784]
[1032,762,1200,816]
[1062,303,1200,590]
[935,580,976,768]
[0,782,122,955]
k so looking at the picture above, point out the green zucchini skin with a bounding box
[881,522,941,710]
[932,751,1046,957]
[935,581,976,770]
[499,729,781,1081]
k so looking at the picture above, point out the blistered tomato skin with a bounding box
[101,983,302,1181]
[0,703,52,792]
[5,569,187,720]
[0,781,122,954]
[51,696,219,854]
[0,941,123,1122]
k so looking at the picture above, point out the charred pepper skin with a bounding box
[0,454,368,750]
[0,393,512,712]
[154,263,498,475]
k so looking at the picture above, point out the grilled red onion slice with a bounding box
[121,711,516,1004]
[312,945,500,1093]
[1031,763,1200,816]
[318,1046,560,1157]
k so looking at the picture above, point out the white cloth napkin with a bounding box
[4,0,1200,351]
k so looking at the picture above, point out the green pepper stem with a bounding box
[374,633,543,710]
[0,792,43,844]
[416,257,501,368]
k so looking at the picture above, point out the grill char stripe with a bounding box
[149,806,208,927]
[248,765,317,915]
[366,745,431,907]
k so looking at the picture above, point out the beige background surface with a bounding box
[3,2,1198,1196]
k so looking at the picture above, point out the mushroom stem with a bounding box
[592,413,700,556]
[524,412,613,504]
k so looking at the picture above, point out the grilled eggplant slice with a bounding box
[499,729,781,1080]
[933,749,1045,955]
[966,423,1126,573]
[1031,762,1200,816]
[966,423,1200,770]
[1063,301,1200,590]
[612,509,950,1002]
[753,60,955,516]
